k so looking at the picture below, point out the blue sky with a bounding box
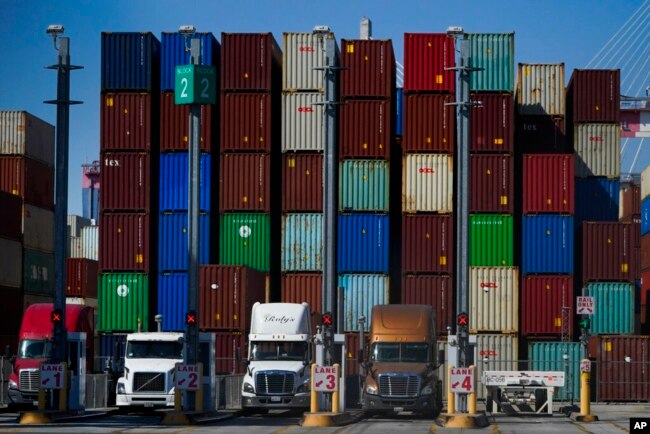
[0,0,646,215]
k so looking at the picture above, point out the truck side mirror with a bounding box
[438,349,445,366]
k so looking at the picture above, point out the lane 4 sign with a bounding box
[313,365,339,392]
[450,367,474,393]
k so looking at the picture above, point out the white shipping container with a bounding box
[68,236,82,258]
[574,123,620,178]
[0,237,23,287]
[66,297,98,308]
[641,165,650,200]
[402,154,453,213]
[469,266,519,333]
[516,63,565,116]
[67,214,92,238]
[80,225,98,260]
[281,92,324,152]
[0,111,54,165]
[23,204,54,252]
[282,32,330,91]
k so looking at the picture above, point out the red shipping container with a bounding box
[0,190,22,241]
[470,154,514,213]
[588,335,650,401]
[340,39,395,99]
[403,33,455,93]
[220,33,281,91]
[99,213,151,272]
[470,93,514,153]
[582,221,636,284]
[199,265,267,331]
[641,234,650,271]
[345,332,367,376]
[100,152,151,212]
[401,274,454,335]
[620,182,641,221]
[567,69,620,123]
[214,331,247,374]
[66,258,99,298]
[160,92,213,152]
[339,100,391,160]
[402,93,455,153]
[281,273,322,313]
[516,115,567,153]
[642,270,650,306]
[0,285,24,335]
[521,275,573,336]
[0,156,53,210]
[523,154,575,214]
[219,153,271,212]
[402,214,454,274]
[282,153,323,212]
[100,93,153,152]
[220,93,273,152]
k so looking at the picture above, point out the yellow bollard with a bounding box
[174,388,182,411]
[331,363,340,413]
[468,365,476,415]
[58,364,68,412]
[447,365,455,414]
[38,388,46,411]
[580,370,590,416]
[310,364,318,413]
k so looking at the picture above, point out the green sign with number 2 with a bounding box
[175,64,216,105]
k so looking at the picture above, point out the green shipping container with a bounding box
[98,273,149,332]
[585,282,634,335]
[23,248,54,295]
[529,341,581,401]
[468,33,515,92]
[220,213,270,271]
[470,214,513,266]
[339,160,389,212]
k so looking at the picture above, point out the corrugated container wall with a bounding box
[402,154,453,213]
[199,265,267,331]
[585,282,634,334]
[340,39,396,98]
[529,341,582,400]
[469,267,518,333]
[215,331,247,374]
[582,222,636,284]
[67,215,91,237]
[158,212,211,271]
[160,93,213,152]
[521,275,574,336]
[521,215,574,274]
[643,199,650,236]
[401,275,453,335]
[98,273,150,332]
[97,333,127,373]
[219,153,271,212]
[160,32,219,92]
[220,33,282,91]
[402,93,454,153]
[642,235,650,269]
[23,249,54,295]
[80,226,98,261]
[470,154,514,213]
[641,165,650,200]
[282,214,322,272]
[474,334,519,400]
[516,115,567,153]
[401,214,454,274]
[339,99,392,160]
[100,93,153,152]
[0,111,54,165]
[219,213,270,271]
[220,93,272,153]
[516,63,565,116]
[159,153,212,211]
[573,124,621,178]
[522,154,575,214]
[396,88,403,136]
[620,182,641,221]
[576,178,620,224]
[337,214,389,273]
[470,93,514,153]
[23,204,54,252]
[0,191,22,241]
[469,214,514,266]
[339,274,389,331]
[101,32,160,92]
[0,156,53,209]
[403,33,455,93]
[99,213,150,272]
[282,32,329,91]
[157,272,187,331]
[281,92,324,152]
[339,160,389,212]
[66,258,99,298]
[468,33,515,92]
[0,238,22,287]
[100,152,151,212]
[567,69,620,123]
[281,273,322,313]
[282,154,323,212]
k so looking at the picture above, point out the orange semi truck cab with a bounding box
[361,304,442,417]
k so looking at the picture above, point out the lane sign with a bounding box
[577,296,595,315]
[313,365,339,392]
[450,367,474,393]
[40,363,65,389]
[175,363,201,390]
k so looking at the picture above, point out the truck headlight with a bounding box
[8,379,17,390]
[421,384,433,395]
[243,382,255,393]
[365,385,378,395]
[297,379,310,393]
[117,383,126,394]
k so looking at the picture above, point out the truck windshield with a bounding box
[126,341,183,359]
[18,340,52,359]
[371,343,430,363]
[250,341,307,361]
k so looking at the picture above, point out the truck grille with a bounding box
[133,372,166,393]
[255,371,295,395]
[378,374,420,398]
[19,370,39,393]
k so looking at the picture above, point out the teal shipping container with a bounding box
[98,273,149,332]
[529,341,582,401]
[281,213,322,272]
[339,274,389,332]
[23,248,54,295]
[220,213,270,271]
[468,33,515,92]
[469,214,514,266]
[339,160,389,212]
[585,282,634,334]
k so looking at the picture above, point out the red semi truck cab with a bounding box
[7,303,95,408]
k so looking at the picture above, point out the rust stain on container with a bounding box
[339,100,392,159]
[403,93,455,153]
[100,93,153,152]
[219,153,271,212]
[282,153,323,212]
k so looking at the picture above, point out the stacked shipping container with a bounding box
[66,214,98,308]
[640,167,650,329]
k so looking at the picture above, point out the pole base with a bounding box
[161,411,192,425]
[570,412,599,422]
[300,411,353,427]
[18,411,53,424]
[440,413,490,428]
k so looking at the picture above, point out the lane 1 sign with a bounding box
[40,363,65,389]
[450,367,474,393]
[313,365,339,392]
[576,296,595,315]
[175,363,201,391]
[175,65,217,105]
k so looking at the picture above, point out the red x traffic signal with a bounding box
[457,313,468,326]
[322,312,333,327]
[186,311,197,325]
[50,309,62,323]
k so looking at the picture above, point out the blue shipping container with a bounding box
[158,272,188,332]
[101,32,160,92]
[158,212,211,271]
[159,153,212,211]
[160,32,220,92]
[339,274,389,332]
[98,333,127,374]
[642,196,650,235]
[281,213,322,272]
[585,282,634,334]
[522,215,574,274]
[338,214,390,273]
[396,88,403,137]
[575,178,619,226]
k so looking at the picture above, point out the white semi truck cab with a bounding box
[241,302,312,411]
